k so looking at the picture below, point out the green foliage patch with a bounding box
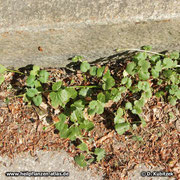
[0,46,179,168]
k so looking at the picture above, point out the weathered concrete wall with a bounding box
[1,0,180,32]
[0,0,180,67]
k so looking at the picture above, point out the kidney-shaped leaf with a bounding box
[115,123,130,135]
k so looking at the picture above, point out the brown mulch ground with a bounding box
[0,54,180,179]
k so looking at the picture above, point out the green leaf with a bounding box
[139,115,146,127]
[79,88,89,97]
[141,45,152,51]
[150,55,160,62]
[0,75,5,85]
[34,80,42,90]
[155,91,165,98]
[89,66,97,76]
[59,124,69,138]
[110,88,121,102]
[71,100,85,110]
[77,143,88,152]
[169,85,178,95]
[163,70,173,78]
[114,108,125,124]
[138,60,150,71]
[104,91,111,102]
[143,90,152,99]
[175,89,180,99]
[121,77,128,84]
[52,81,62,91]
[114,117,125,124]
[123,70,129,77]
[70,108,84,123]
[121,77,132,88]
[49,92,60,108]
[151,68,159,78]
[74,154,87,167]
[126,78,132,88]
[97,92,106,103]
[4,97,10,104]
[61,89,70,103]
[30,65,40,75]
[80,61,90,72]
[132,106,142,114]
[97,66,105,77]
[126,62,136,75]
[26,88,38,98]
[115,123,130,135]
[0,64,7,74]
[134,98,146,108]
[72,56,83,62]
[132,135,143,142]
[157,79,163,85]
[26,75,36,87]
[87,158,94,164]
[138,70,150,80]
[169,112,175,120]
[56,113,67,131]
[133,52,147,63]
[66,88,77,99]
[170,51,179,59]
[154,61,162,72]
[163,58,174,69]
[125,102,132,110]
[58,113,67,122]
[169,73,179,84]
[129,85,140,93]
[103,70,111,81]
[68,126,81,141]
[168,96,177,106]
[94,148,105,162]
[50,90,69,108]
[137,81,150,91]
[88,100,104,115]
[23,94,31,103]
[134,52,147,62]
[79,119,94,131]
[30,70,37,76]
[33,65,40,71]
[117,107,124,117]
[32,95,42,106]
[118,86,127,93]
[39,70,49,83]
[102,76,115,90]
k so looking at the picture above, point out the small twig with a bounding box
[116,48,165,57]
[95,130,115,146]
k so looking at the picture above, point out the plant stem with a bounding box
[43,122,57,131]
[8,94,24,99]
[131,121,141,124]
[7,69,24,75]
[15,94,24,97]
[116,48,165,57]
[68,85,100,88]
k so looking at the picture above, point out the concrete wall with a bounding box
[1,0,180,32]
[0,0,180,67]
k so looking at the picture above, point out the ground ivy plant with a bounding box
[0,46,179,167]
